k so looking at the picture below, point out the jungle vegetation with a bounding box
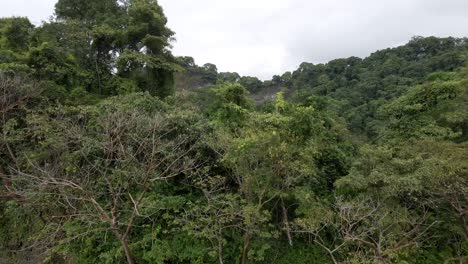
[0,0,467,263]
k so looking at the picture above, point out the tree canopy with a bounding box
[0,2,467,263]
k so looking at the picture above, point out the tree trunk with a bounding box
[111,228,134,264]
[218,236,224,264]
[458,215,468,240]
[120,237,134,264]
[281,199,293,246]
[241,232,252,264]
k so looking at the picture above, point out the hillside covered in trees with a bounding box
[0,1,467,263]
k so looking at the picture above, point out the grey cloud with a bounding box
[0,0,56,24]
[160,0,468,79]
[1,0,467,79]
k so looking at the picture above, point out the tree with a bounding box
[337,140,468,242]
[0,17,33,52]
[218,72,241,83]
[207,93,349,263]
[176,56,196,68]
[239,76,263,93]
[0,73,40,199]
[55,0,121,22]
[5,93,202,263]
[379,73,466,141]
[203,82,253,130]
[295,196,438,263]
[52,0,178,97]
[199,63,218,83]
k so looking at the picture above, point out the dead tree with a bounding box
[0,73,40,201]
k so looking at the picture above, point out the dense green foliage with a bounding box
[0,1,467,263]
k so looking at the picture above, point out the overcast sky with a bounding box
[1,0,468,79]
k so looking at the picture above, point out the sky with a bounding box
[1,0,468,80]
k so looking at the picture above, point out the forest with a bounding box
[0,0,467,263]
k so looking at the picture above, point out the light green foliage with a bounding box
[380,75,466,141]
[337,140,467,235]
[203,82,253,129]
[334,69,468,262]
[0,17,33,74]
